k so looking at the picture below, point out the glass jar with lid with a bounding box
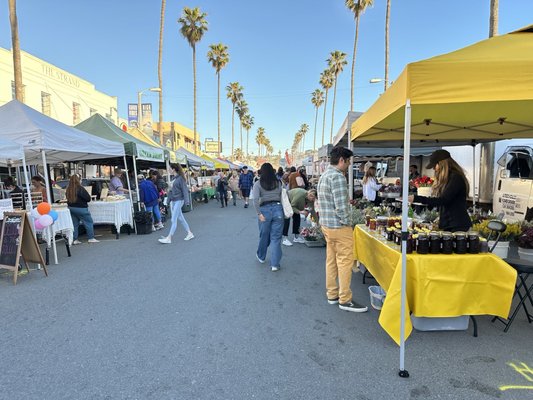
[468,231,480,254]
[454,231,468,254]
[441,231,454,254]
[417,232,429,254]
[429,231,442,254]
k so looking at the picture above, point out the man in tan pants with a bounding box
[317,146,368,313]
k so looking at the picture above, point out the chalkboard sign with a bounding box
[0,212,47,284]
[0,213,22,268]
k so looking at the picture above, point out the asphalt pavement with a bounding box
[0,198,532,400]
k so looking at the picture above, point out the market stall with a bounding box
[88,199,133,239]
[0,100,126,264]
[350,26,533,376]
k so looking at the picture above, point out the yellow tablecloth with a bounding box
[353,225,517,345]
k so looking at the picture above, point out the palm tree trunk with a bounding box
[240,123,243,158]
[217,72,221,157]
[321,90,329,146]
[350,7,361,111]
[330,79,338,144]
[313,106,319,151]
[9,0,23,102]
[246,129,249,158]
[157,0,166,145]
[231,105,235,161]
[192,45,198,154]
[489,0,498,37]
[384,0,391,92]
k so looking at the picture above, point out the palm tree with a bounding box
[310,89,324,152]
[319,69,334,146]
[328,51,348,143]
[346,0,374,111]
[207,43,229,156]
[256,127,266,157]
[157,0,166,144]
[8,0,23,102]
[489,0,498,37]
[300,123,309,154]
[234,148,244,161]
[242,114,254,158]
[384,0,391,92]
[235,99,249,156]
[226,82,243,161]
[178,6,208,154]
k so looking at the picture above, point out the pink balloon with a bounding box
[34,220,44,230]
[39,214,53,227]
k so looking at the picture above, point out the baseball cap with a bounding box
[426,150,451,169]
[242,165,248,169]
[137,174,145,180]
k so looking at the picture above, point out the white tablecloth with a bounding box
[88,200,133,231]
[34,207,74,246]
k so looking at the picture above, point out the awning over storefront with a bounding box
[201,154,228,169]
[177,147,214,169]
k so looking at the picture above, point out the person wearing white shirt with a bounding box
[362,166,382,203]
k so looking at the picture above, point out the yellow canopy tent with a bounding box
[201,154,229,170]
[350,26,533,378]
[352,26,533,146]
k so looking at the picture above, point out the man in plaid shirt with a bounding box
[317,146,368,313]
[238,166,254,208]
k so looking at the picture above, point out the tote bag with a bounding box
[281,188,294,218]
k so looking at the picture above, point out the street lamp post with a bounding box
[137,87,161,131]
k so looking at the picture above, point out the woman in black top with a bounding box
[66,175,98,244]
[409,150,472,232]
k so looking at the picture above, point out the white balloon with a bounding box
[39,214,53,227]
[31,208,41,219]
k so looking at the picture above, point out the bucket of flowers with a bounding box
[517,223,533,261]
[412,176,434,197]
[472,218,521,259]
[300,225,326,247]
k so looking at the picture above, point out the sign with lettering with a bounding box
[136,143,165,163]
[0,198,14,219]
[0,212,47,284]
[205,141,221,154]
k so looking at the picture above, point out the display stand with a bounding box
[0,211,47,285]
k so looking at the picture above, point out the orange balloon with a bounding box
[37,202,51,215]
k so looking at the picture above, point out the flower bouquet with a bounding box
[300,225,325,247]
[517,223,533,261]
[412,176,434,197]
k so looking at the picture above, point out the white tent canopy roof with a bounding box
[0,100,125,164]
[0,137,24,165]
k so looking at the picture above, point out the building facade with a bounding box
[0,48,118,126]
[152,121,200,153]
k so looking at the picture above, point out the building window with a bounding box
[90,108,97,117]
[73,102,80,125]
[41,92,51,116]
[11,81,26,102]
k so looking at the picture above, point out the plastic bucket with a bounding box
[368,286,386,310]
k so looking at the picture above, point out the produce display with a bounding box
[379,184,401,198]
[104,195,126,202]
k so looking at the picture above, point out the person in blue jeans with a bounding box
[252,163,284,271]
[138,174,163,230]
[66,175,98,244]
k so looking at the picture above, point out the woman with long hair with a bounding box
[159,163,194,244]
[66,175,98,244]
[31,176,48,203]
[409,150,471,232]
[252,163,284,271]
[362,166,382,204]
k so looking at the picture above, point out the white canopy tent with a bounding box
[0,100,127,264]
[0,137,32,209]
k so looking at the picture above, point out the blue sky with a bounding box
[1,0,533,156]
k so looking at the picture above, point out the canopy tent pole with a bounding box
[399,99,411,379]
[472,144,476,213]
[165,159,172,188]
[348,132,354,200]
[132,155,141,212]
[21,154,33,211]
[123,155,137,234]
[41,149,58,265]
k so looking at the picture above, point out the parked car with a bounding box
[53,178,110,201]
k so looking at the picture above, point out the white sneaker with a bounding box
[158,236,171,244]
[292,237,306,244]
[282,238,293,246]
[152,225,157,232]
[72,240,82,245]
[88,238,99,243]
[184,232,195,241]
[155,223,164,230]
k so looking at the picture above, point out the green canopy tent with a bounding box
[76,114,170,210]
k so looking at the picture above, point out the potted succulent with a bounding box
[472,219,521,259]
[348,206,367,227]
[517,224,533,261]
[412,176,434,197]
